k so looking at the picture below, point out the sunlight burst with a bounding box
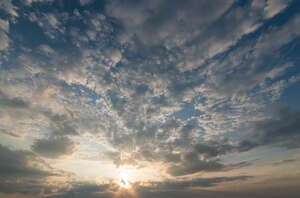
[118,169,131,189]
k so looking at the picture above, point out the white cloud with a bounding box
[0,31,9,51]
[39,44,55,55]
[254,14,300,56]
[79,0,94,6]
[0,19,9,33]
[264,0,291,19]
[24,0,54,5]
[0,0,18,17]
[266,63,293,79]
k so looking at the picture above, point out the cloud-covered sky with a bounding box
[0,0,300,197]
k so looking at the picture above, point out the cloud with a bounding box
[31,136,75,158]
[41,109,80,136]
[0,144,70,195]
[270,159,297,166]
[0,128,21,138]
[0,1,300,197]
[0,90,31,109]
[106,0,234,46]
[264,0,291,18]
[146,175,252,190]
[24,0,54,6]
[47,182,113,198]
[167,159,224,176]
[166,146,252,176]
[79,0,94,6]
[0,19,9,33]
[0,0,18,17]
[0,31,9,51]
[252,104,300,145]
[47,176,252,198]
[0,144,53,178]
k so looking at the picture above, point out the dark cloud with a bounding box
[31,136,75,158]
[106,0,234,46]
[165,141,255,176]
[167,159,224,176]
[0,128,21,138]
[48,182,114,198]
[0,90,31,109]
[0,144,53,178]
[284,137,300,149]
[48,176,252,198]
[42,110,79,136]
[252,105,300,147]
[0,144,68,195]
[146,175,252,190]
[194,142,232,158]
[270,159,297,166]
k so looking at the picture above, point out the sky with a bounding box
[0,0,300,197]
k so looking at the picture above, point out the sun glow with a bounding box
[117,168,132,189]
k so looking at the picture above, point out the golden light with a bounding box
[117,168,132,189]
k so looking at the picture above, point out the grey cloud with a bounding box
[42,110,79,136]
[149,176,252,190]
[31,136,75,158]
[252,105,300,145]
[166,149,225,176]
[79,0,94,6]
[284,137,300,149]
[0,144,53,178]
[134,176,253,198]
[48,182,115,198]
[0,31,9,51]
[235,140,260,152]
[0,144,70,195]
[48,176,252,198]
[1,1,299,197]
[0,90,31,109]
[205,13,300,96]
[0,0,18,17]
[167,159,224,176]
[0,128,21,138]
[106,0,234,46]
[188,141,254,159]
[270,159,297,166]
[24,0,54,6]
[194,142,232,158]
[166,142,254,176]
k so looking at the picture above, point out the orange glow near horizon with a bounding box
[117,167,132,189]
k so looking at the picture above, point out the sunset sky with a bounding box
[1,0,300,198]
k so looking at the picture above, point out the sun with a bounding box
[119,174,130,189]
[117,169,132,189]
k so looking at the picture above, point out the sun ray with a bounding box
[117,168,132,189]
